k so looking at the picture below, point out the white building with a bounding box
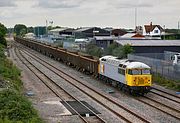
[24,33,35,39]
[143,22,164,38]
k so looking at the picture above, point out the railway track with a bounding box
[151,87,180,104]
[16,44,153,123]
[135,96,180,120]
[133,84,180,120]
[14,47,106,123]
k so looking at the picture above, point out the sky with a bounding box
[0,0,180,29]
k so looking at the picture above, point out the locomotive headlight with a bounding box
[133,77,137,85]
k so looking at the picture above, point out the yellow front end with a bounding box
[126,69,152,87]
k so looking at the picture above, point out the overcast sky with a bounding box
[0,0,180,29]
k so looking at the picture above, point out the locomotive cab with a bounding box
[125,62,152,93]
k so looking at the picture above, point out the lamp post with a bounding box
[163,25,165,40]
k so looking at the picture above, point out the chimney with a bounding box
[150,22,153,30]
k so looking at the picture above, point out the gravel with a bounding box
[28,47,180,123]
[10,42,180,123]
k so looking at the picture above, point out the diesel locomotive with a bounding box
[14,37,152,95]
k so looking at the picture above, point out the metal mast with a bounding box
[135,8,137,29]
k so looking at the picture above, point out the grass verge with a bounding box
[0,43,43,123]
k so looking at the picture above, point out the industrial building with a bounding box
[74,27,110,39]
[115,40,180,53]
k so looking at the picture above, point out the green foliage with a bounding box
[14,24,27,36]
[121,44,134,58]
[165,29,179,34]
[27,27,34,33]
[86,44,103,57]
[104,42,118,55]
[153,74,180,91]
[0,44,5,58]
[105,43,134,58]
[0,23,7,37]
[0,23,7,46]
[0,90,43,123]
[0,46,22,91]
[0,44,43,123]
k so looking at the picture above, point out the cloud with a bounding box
[110,0,153,9]
[37,0,83,9]
[0,0,16,7]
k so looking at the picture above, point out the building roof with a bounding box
[75,27,94,32]
[115,40,180,46]
[144,24,164,33]
[120,33,145,39]
[94,36,118,40]
[75,38,89,43]
[49,28,68,32]
[132,33,145,38]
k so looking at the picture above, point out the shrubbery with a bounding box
[0,22,43,123]
[0,90,43,123]
[153,74,180,91]
[86,44,103,57]
[85,42,134,58]
[104,43,134,58]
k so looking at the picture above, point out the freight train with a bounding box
[14,37,152,95]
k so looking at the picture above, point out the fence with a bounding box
[128,53,180,81]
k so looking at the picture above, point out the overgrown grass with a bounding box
[153,74,180,91]
[0,90,43,123]
[0,43,43,123]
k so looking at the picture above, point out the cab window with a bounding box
[142,69,151,75]
[128,69,151,75]
[132,69,141,75]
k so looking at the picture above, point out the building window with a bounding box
[154,30,159,33]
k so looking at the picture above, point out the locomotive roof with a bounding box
[127,62,150,69]
[100,55,150,69]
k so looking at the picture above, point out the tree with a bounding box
[105,43,134,58]
[0,23,7,46]
[86,44,103,57]
[14,24,27,36]
[104,42,118,55]
[27,27,34,33]
[120,44,134,58]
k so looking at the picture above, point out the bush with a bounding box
[86,44,103,57]
[104,43,134,58]
[0,90,43,123]
[0,43,43,123]
[0,51,22,91]
[153,74,180,91]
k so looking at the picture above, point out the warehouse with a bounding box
[115,40,180,53]
[74,27,110,39]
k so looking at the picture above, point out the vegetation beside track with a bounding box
[153,74,180,91]
[0,23,43,123]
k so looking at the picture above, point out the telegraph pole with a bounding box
[135,8,137,29]
[46,20,48,37]
[178,21,180,34]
